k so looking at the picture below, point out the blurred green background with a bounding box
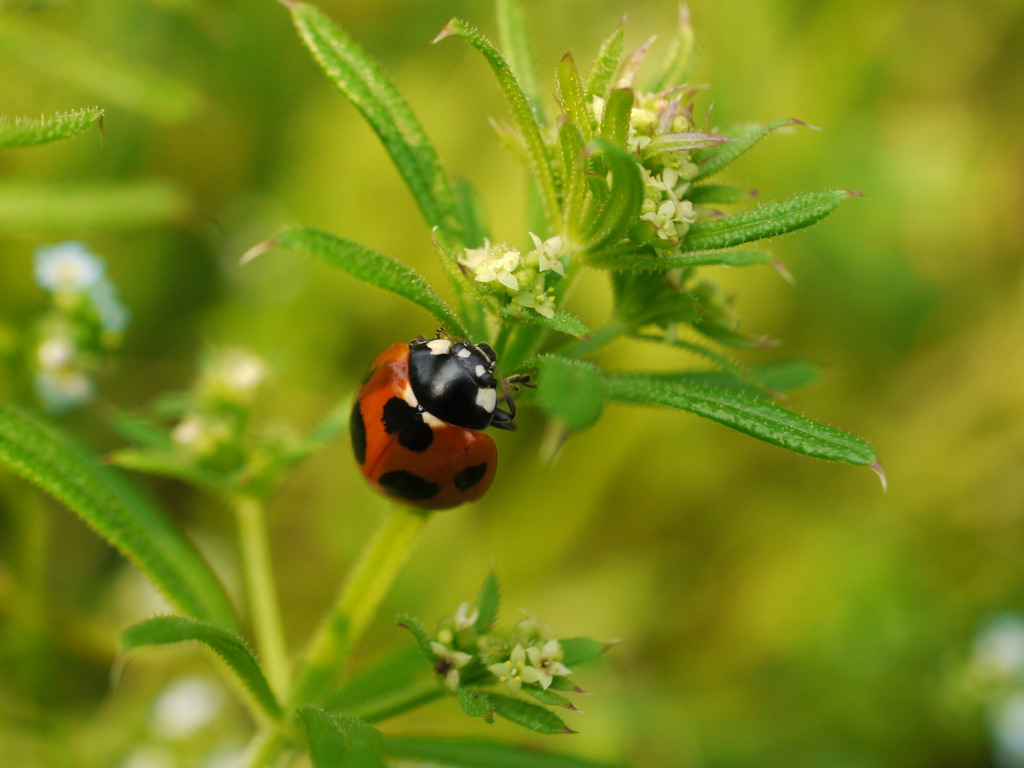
[2,0,1023,765]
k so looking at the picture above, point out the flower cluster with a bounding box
[426,599,576,697]
[30,242,129,413]
[458,233,566,319]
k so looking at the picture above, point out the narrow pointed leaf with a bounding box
[599,88,633,146]
[286,2,456,235]
[581,139,644,250]
[323,644,427,713]
[613,36,655,90]
[0,107,104,150]
[456,688,494,720]
[474,572,501,632]
[122,616,281,720]
[649,4,696,91]
[681,190,855,252]
[489,692,571,734]
[498,304,590,339]
[452,177,490,248]
[397,613,435,661]
[0,19,199,123]
[586,21,625,98]
[298,707,386,768]
[602,374,877,465]
[641,130,731,158]
[556,54,592,141]
[385,736,633,768]
[534,356,604,431]
[109,448,231,500]
[559,637,607,667]
[256,226,467,337]
[526,686,576,710]
[437,19,558,232]
[0,405,238,629]
[558,120,587,240]
[691,118,811,181]
[496,0,543,122]
[0,180,189,235]
[589,247,773,270]
[686,184,757,205]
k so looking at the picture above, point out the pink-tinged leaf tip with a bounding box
[788,118,820,131]
[679,3,692,27]
[239,238,277,266]
[432,23,457,44]
[560,727,579,735]
[771,258,796,286]
[276,0,298,8]
[754,335,781,349]
[843,189,865,199]
[869,461,887,491]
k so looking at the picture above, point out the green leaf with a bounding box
[525,686,576,710]
[498,304,591,340]
[602,373,878,466]
[559,636,607,667]
[641,131,731,159]
[397,613,435,662]
[122,616,281,720]
[489,692,572,734]
[556,54,592,142]
[298,707,386,768]
[0,19,200,123]
[0,404,238,630]
[589,247,773,270]
[0,180,189,235]
[598,88,633,146]
[585,21,625,98]
[452,177,490,249]
[581,139,644,251]
[558,120,587,241]
[456,688,494,721]
[437,19,559,233]
[691,118,812,182]
[251,226,467,338]
[474,572,501,632]
[385,736,633,768]
[286,2,457,236]
[495,0,543,123]
[322,644,428,713]
[0,107,104,150]
[686,184,757,205]
[534,356,604,431]
[682,189,856,252]
[648,4,696,92]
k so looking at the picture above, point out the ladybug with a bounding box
[349,331,525,510]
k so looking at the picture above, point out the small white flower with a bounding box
[459,240,493,271]
[453,601,479,632]
[525,639,572,690]
[512,284,556,319]
[201,349,266,405]
[150,676,223,740]
[488,643,544,694]
[36,337,76,370]
[431,641,473,691]
[34,369,94,413]
[972,615,1024,681]
[89,279,130,334]
[528,232,566,277]
[35,242,105,293]
[995,694,1024,760]
[468,244,520,292]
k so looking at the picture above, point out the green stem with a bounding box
[234,494,289,698]
[357,678,445,723]
[288,505,429,707]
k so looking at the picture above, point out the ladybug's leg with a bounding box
[490,407,516,431]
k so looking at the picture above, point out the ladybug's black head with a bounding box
[407,337,499,430]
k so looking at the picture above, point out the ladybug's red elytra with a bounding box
[350,331,526,510]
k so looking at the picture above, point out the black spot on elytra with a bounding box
[454,463,487,491]
[350,400,367,465]
[378,470,440,502]
[381,397,434,452]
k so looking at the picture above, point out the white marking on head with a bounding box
[456,347,472,359]
[475,364,486,377]
[476,387,497,413]
[401,384,419,407]
[426,339,451,355]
